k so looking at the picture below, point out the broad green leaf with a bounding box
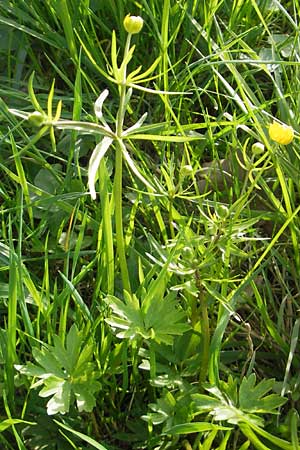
[74,381,101,412]
[39,377,67,399]
[74,347,95,374]
[192,393,223,412]
[211,406,250,425]
[52,335,72,372]
[44,380,71,415]
[32,347,66,378]
[66,324,83,370]
[105,293,144,329]
[15,362,47,377]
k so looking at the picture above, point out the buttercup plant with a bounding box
[3,3,300,448]
[9,14,200,295]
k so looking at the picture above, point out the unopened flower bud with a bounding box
[252,142,265,155]
[123,14,143,34]
[216,204,229,219]
[28,111,45,127]
[180,164,193,178]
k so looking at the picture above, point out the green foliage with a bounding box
[105,260,190,345]
[0,0,300,448]
[16,325,101,415]
[193,374,287,427]
[106,289,189,345]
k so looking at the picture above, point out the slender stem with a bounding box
[116,33,132,137]
[168,198,175,239]
[114,33,132,294]
[195,270,210,388]
[99,160,114,295]
[114,138,131,293]
[200,296,210,386]
[274,161,300,272]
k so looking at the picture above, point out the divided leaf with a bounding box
[239,373,286,413]
[16,324,101,415]
[192,374,287,427]
[105,265,190,345]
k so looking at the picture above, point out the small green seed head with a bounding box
[123,14,143,34]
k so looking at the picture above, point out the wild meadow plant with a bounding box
[1,2,300,449]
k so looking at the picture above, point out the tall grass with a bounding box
[0,0,300,448]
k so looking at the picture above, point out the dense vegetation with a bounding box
[0,1,300,448]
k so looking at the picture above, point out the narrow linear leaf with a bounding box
[0,418,36,432]
[124,133,203,142]
[129,56,162,83]
[121,143,155,190]
[88,137,113,200]
[165,422,231,435]
[94,89,109,123]
[122,112,148,136]
[111,30,119,80]
[59,272,92,322]
[54,420,109,450]
[28,72,43,113]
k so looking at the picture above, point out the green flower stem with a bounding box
[274,162,300,273]
[195,270,210,388]
[200,297,210,387]
[114,139,131,294]
[116,33,132,134]
[114,33,132,294]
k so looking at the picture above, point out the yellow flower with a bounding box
[123,14,143,34]
[269,121,294,145]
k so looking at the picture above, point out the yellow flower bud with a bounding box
[123,14,143,34]
[269,121,294,145]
